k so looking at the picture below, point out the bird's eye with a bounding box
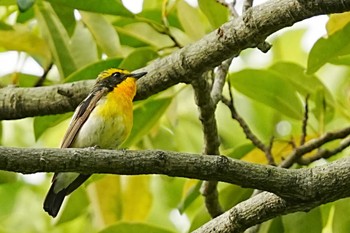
[112,72,121,78]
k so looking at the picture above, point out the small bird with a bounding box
[43,68,147,217]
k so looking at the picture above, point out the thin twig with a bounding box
[298,136,350,165]
[300,95,310,146]
[34,63,53,87]
[211,58,233,105]
[223,82,276,165]
[280,126,350,168]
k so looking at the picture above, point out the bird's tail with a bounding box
[43,183,66,218]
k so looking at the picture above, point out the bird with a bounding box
[43,68,147,217]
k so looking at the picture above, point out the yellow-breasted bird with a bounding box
[43,68,147,217]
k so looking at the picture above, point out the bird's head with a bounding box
[95,68,147,91]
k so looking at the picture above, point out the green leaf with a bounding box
[56,188,90,224]
[307,22,350,74]
[0,171,18,184]
[0,182,22,219]
[33,113,71,140]
[65,57,124,82]
[178,181,201,213]
[35,2,77,77]
[0,24,51,68]
[198,0,228,28]
[81,12,122,57]
[282,208,323,233]
[332,199,350,232]
[70,21,98,68]
[260,217,284,233]
[17,0,35,12]
[229,69,303,120]
[99,222,175,233]
[119,47,158,70]
[51,2,75,36]
[177,1,207,40]
[122,97,172,148]
[45,0,133,17]
[116,23,174,48]
[270,62,335,122]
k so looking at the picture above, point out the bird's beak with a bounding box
[129,71,147,79]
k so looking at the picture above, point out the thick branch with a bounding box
[1,0,349,120]
[1,146,350,203]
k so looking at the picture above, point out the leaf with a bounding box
[122,176,152,221]
[116,23,174,48]
[0,24,51,67]
[119,47,158,70]
[35,2,77,77]
[0,171,18,184]
[282,208,323,233]
[33,113,71,140]
[177,1,207,40]
[91,175,122,224]
[99,222,175,233]
[122,97,172,147]
[17,0,35,12]
[229,69,303,120]
[307,22,350,74]
[51,2,75,36]
[81,12,122,57]
[65,57,124,82]
[45,0,133,17]
[332,199,350,232]
[326,12,350,35]
[270,62,335,122]
[178,180,201,213]
[56,188,90,224]
[70,21,98,68]
[198,0,228,28]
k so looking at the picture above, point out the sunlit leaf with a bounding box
[91,175,122,224]
[177,1,207,40]
[282,208,323,233]
[116,23,174,49]
[0,24,51,67]
[0,171,18,183]
[33,113,71,140]
[65,57,124,82]
[81,12,122,57]
[35,2,77,77]
[198,0,228,28]
[122,176,152,221]
[332,198,350,232]
[119,47,158,70]
[70,21,98,68]
[45,0,133,17]
[122,97,172,147]
[0,182,22,219]
[99,222,175,233]
[327,12,350,35]
[230,69,303,120]
[307,22,350,74]
[219,184,252,210]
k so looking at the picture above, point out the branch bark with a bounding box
[1,0,349,120]
[1,146,350,232]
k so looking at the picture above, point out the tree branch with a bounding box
[1,0,349,120]
[2,146,350,232]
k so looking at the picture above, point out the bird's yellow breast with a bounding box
[72,77,137,149]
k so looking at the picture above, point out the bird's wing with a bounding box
[60,87,108,149]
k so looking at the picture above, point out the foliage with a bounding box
[1,0,350,233]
